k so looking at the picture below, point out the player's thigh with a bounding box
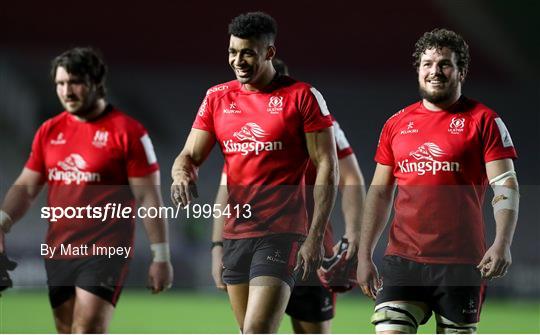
[226,283,249,330]
[45,259,78,308]
[249,233,303,289]
[430,264,483,333]
[45,259,78,333]
[72,256,128,332]
[432,283,483,333]
[51,294,75,334]
[75,256,130,306]
[222,237,254,329]
[243,276,292,334]
[222,238,253,287]
[71,287,115,333]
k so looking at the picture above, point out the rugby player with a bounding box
[0,47,173,333]
[171,12,338,333]
[210,58,366,333]
[357,28,519,334]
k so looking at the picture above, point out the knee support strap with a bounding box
[371,302,427,334]
[436,314,477,334]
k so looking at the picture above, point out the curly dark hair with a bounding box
[51,47,107,97]
[413,28,470,77]
[228,12,277,45]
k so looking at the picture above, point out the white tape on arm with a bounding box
[490,170,519,213]
[151,242,171,262]
[489,170,516,186]
[0,209,13,233]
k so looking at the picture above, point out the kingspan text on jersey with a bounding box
[397,159,460,176]
[222,140,283,156]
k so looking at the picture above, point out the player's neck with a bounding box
[73,99,108,122]
[423,93,462,112]
[243,68,277,92]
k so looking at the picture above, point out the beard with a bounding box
[63,92,99,117]
[419,77,459,104]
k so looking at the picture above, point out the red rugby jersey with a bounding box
[375,97,517,264]
[193,76,333,239]
[25,105,159,258]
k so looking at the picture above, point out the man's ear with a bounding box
[459,69,466,83]
[266,45,276,60]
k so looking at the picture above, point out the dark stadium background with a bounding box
[0,0,538,333]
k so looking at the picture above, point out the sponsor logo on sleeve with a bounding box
[198,96,208,117]
[494,117,514,148]
[206,85,229,96]
[48,154,101,184]
[140,134,157,165]
[199,85,229,117]
[397,142,460,176]
[388,109,405,120]
[222,122,283,156]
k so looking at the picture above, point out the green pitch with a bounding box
[0,289,538,333]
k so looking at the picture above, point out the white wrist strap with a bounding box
[0,209,13,233]
[151,242,171,262]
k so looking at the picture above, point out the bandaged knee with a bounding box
[371,302,427,334]
[436,314,477,334]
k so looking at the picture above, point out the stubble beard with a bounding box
[419,76,460,104]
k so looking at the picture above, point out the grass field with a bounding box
[0,289,539,333]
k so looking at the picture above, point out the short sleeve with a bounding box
[374,119,395,166]
[126,125,159,177]
[482,112,517,163]
[192,94,215,133]
[300,87,333,133]
[25,124,47,174]
[332,119,354,159]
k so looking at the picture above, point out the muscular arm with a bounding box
[297,127,338,277]
[129,171,173,293]
[338,154,366,258]
[1,168,44,252]
[357,164,395,259]
[357,163,395,299]
[306,127,339,242]
[478,158,519,279]
[171,129,216,206]
[129,172,169,245]
[211,172,228,290]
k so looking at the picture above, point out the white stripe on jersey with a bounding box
[494,117,514,148]
[310,87,330,116]
[333,121,350,150]
[140,134,157,165]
